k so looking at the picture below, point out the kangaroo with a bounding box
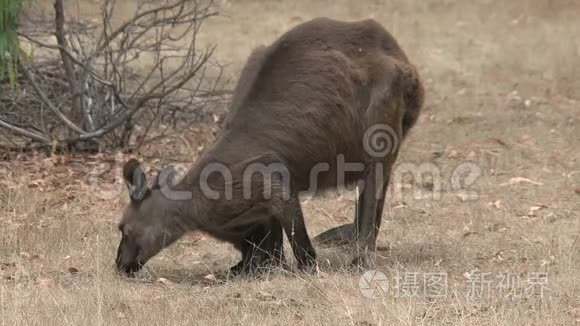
[115,17,424,276]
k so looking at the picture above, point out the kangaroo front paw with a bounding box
[298,258,318,273]
[349,255,369,272]
[230,259,252,275]
[296,250,317,273]
[349,249,379,271]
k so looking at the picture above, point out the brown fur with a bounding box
[115,17,424,275]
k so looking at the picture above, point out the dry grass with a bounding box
[1,0,580,325]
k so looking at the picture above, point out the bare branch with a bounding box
[53,0,83,123]
[91,0,191,61]
[0,117,51,143]
[18,63,86,135]
[18,33,115,88]
[2,0,222,151]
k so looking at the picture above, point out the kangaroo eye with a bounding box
[118,224,125,233]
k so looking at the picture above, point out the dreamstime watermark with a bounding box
[85,124,483,202]
[363,124,400,157]
[358,270,550,300]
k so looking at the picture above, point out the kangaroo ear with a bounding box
[123,159,149,202]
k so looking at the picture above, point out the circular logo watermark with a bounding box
[363,124,399,158]
[359,270,389,299]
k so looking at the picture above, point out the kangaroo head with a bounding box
[115,159,188,276]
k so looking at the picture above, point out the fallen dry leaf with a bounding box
[393,201,408,209]
[488,200,502,209]
[156,277,173,285]
[67,267,80,274]
[456,192,478,201]
[487,137,509,147]
[463,231,480,238]
[528,204,548,217]
[203,273,217,282]
[500,177,543,186]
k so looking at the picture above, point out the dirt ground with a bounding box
[1,0,580,325]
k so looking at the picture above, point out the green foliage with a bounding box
[0,0,23,86]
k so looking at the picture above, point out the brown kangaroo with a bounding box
[115,17,424,276]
